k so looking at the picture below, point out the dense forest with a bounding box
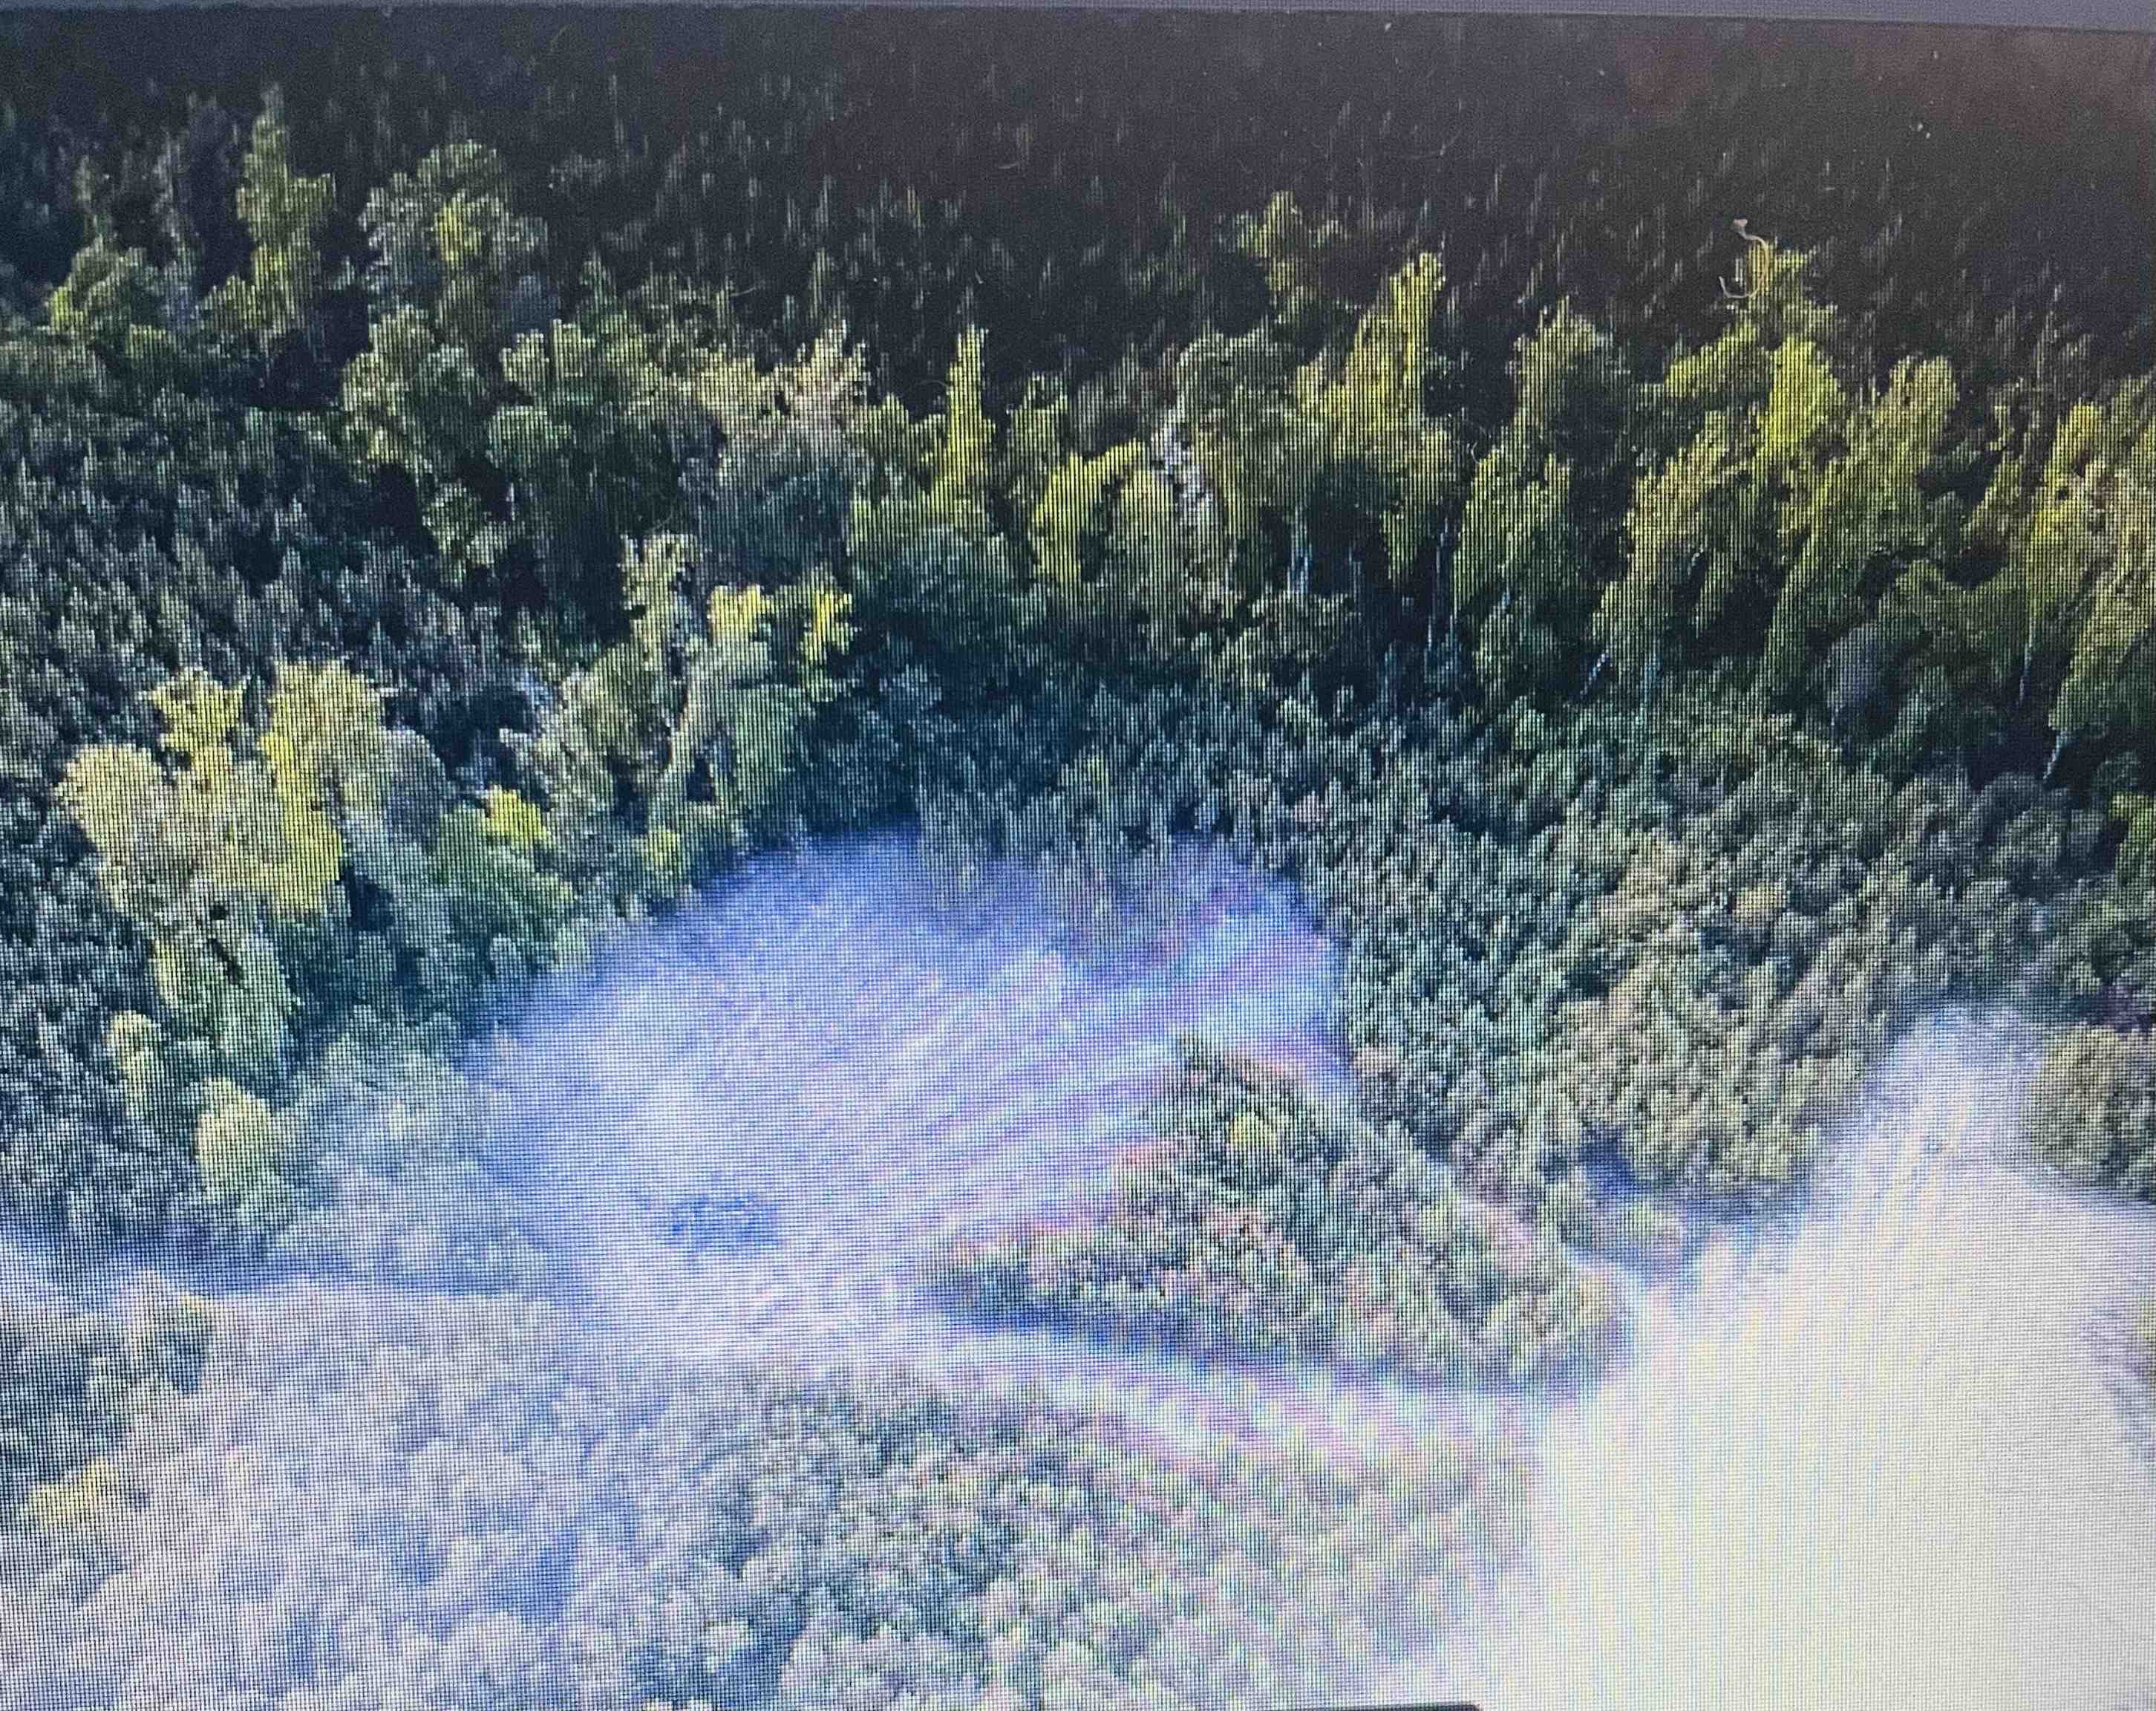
[0,10,2153,1705]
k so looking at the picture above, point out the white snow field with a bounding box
[1381,1007,2156,1711]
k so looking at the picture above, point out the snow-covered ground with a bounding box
[11,835,2156,1709]
[1382,1007,2156,1711]
[487,840,2156,1707]
[480,834,1513,1469]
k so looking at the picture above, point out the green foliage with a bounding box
[1308,253,1463,595]
[0,1283,1515,1710]
[1700,335,1848,642]
[45,237,165,362]
[0,262,500,1240]
[193,1075,299,1214]
[845,327,1040,697]
[359,140,547,360]
[1,1288,212,1525]
[341,141,591,596]
[2050,472,2156,754]
[2137,1293,2156,1391]
[930,325,995,518]
[105,1011,202,1153]
[506,531,855,897]
[428,797,580,957]
[2025,1024,2156,1199]
[921,659,2111,1231]
[1097,462,1195,656]
[932,1041,1621,1382]
[1159,252,1461,642]
[685,322,883,592]
[491,268,712,616]
[1760,354,1956,692]
[259,662,395,905]
[2039,387,2156,755]
[1535,829,1856,1194]
[2113,790,2156,892]
[1171,323,1322,587]
[1029,443,1149,610]
[339,302,497,579]
[1858,376,2156,777]
[1595,416,1742,688]
[7,43,2156,1424]
[71,660,389,931]
[1992,388,2151,688]
[1456,443,1582,697]
[995,374,1074,534]
[1232,189,1351,338]
[62,667,323,1084]
[201,88,337,359]
[53,655,578,1231]
[1728,232,1843,368]
[1590,249,1861,695]
[1506,707,2108,1199]
[1659,317,1775,411]
[1753,339,1849,503]
[1450,305,1619,697]
[1022,433,1220,673]
[481,785,549,853]
[6,47,2156,1700]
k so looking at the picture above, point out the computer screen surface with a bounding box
[0,7,2152,1708]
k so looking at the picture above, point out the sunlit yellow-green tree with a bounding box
[1232,189,1353,341]
[1169,322,1324,591]
[58,665,387,1083]
[44,237,166,365]
[1334,253,1462,593]
[1451,305,1618,697]
[192,1075,300,1226]
[203,88,339,363]
[56,662,406,1216]
[844,326,1035,688]
[1590,243,1850,698]
[509,529,856,895]
[2049,455,2156,772]
[1758,353,1956,691]
[1160,249,1460,646]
